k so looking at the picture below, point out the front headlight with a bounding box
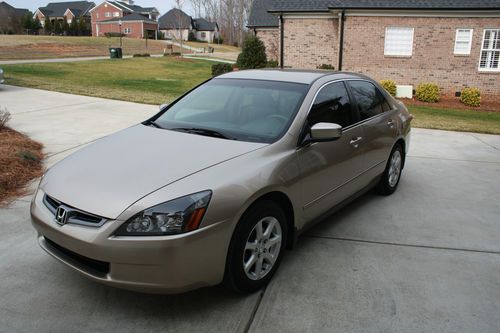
[115,191,212,236]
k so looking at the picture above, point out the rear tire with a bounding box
[377,144,404,195]
[225,200,287,293]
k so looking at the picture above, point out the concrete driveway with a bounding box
[1,85,499,332]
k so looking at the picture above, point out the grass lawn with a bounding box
[0,35,186,60]
[408,105,500,135]
[2,57,214,104]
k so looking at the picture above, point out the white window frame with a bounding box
[124,27,131,34]
[384,27,414,57]
[454,28,473,55]
[479,29,500,72]
[113,12,120,17]
[105,12,111,17]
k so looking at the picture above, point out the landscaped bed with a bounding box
[0,116,44,205]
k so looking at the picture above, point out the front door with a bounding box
[297,81,366,222]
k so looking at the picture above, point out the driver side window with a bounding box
[308,82,354,129]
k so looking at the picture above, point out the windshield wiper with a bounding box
[145,120,163,129]
[171,127,236,140]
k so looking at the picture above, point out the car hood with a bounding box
[42,124,266,219]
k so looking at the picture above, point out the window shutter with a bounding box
[384,27,414,56]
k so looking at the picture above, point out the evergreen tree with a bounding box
[62,18,70,35]
[69,18,78,36]
[53,20,61,34]
[44,17,52,34]
[236,36,267,69]
[78,19,87,36]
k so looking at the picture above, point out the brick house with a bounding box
[34,1,95,29]
[159,8,219,43]
[0,1,30,34]
[248,0,500,99]
[90,0,159,39]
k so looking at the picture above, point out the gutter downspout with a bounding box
[338,10,345,71]
[280,14,284,69]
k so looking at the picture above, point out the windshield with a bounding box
[154,78,308,143]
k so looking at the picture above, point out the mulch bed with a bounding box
[0,127,44,206]
[400,96,500,112]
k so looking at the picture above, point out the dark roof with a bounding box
[158,8,192,29]
[15,8,30,16]
[109,1,158,14]
[267,0,500,12]
[37,1,94,17]
[248,0,279,27]
[102,12,157,23]
[193,17,217,31]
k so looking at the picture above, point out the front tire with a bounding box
[225,201,287,293]
[377,144,404,195]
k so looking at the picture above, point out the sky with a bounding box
[5,0,195,16]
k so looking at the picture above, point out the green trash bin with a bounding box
[109,47,123,59]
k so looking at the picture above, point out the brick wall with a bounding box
[283,18,338,69]
[342,16,500,98]
[91,2,123,37]
[256,28,280,61]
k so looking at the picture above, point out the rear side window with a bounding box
[308,82,354,128]
[348,81,391,120]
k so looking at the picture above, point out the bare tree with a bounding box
[190,0,203,18]
[187,0,251,46]
[174,0,185,56]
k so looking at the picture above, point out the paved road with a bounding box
[1,85,499,332]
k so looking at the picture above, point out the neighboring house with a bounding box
[0,1,30,34]
[34,1,95,27]
[248,0,500,99]
[90,0,159,39]
[159,8,219,43]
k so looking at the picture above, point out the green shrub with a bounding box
[460,87,481,107]
[380,80,397,96]
[133,53,150,57]
[17,150,40,163]
[415,83,440,103]
[212,63,233,77]
[236,36,267,69]
[188,31,196,42]
[317,64,335,70]
[266,60,279,68]
[104,32,124,38]
[213,36,224,44]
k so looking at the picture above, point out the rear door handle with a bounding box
[387,119,395,128]
[350,137,363,148]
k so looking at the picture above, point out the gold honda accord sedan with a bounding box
[31,70,412,294]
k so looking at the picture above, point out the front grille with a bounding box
[44,237,110,276]
[43,194,107,227]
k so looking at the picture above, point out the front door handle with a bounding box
[350,136,363,148]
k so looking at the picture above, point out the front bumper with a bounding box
[30,190,232,294]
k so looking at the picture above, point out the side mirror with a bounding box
[159,103,169,110]
[310,122,342,142]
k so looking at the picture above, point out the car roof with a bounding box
[217,69,369,84]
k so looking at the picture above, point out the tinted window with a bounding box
[308,82,354,128]
[156,79,308,143]
[349,81,390,120]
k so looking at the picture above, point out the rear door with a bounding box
[346,80,399,179]
[297,81,366,221]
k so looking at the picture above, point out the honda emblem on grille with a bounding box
[55,206,68,225]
